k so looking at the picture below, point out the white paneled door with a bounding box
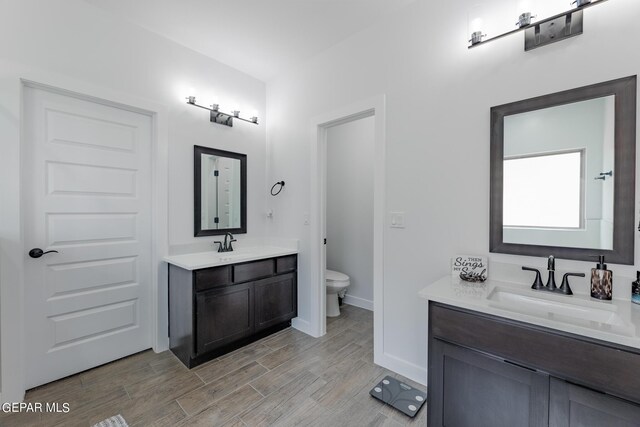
[23,86,152,389]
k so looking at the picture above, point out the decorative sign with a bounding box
[451,255,488,282]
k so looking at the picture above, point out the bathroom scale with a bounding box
[369,376,426,418]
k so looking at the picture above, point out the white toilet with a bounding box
[326,270,350,317]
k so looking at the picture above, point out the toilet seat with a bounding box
[326,269,349,283]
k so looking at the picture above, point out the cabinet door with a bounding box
[429,339,549,427]
[254,273,297,331]
[196,283,253,354]
[550,378,640,427]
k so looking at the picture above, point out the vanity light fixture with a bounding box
[469,31,486,46]
[516,12,536,28]
[469,0,608,50]
[468,10,486,46]
[185,96,259,127]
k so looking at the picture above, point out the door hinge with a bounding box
[324,238,327,245]
[214,217,219,224]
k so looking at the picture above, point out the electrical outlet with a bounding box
[390,211,405,228]
[303,212,310,225]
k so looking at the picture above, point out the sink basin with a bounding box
[165,250,258,268]
[216,252,255,262]
[486,286,635,336]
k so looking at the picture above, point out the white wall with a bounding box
[266,0,640,384]
[0,0,266,400]
[326,117,375,309]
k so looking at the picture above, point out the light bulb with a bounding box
[468,4,487,46]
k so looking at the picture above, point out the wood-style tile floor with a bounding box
[1,305,427,427]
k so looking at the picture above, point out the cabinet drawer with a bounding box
[276,255,297,273]
[233,259,275,283]
[194,266,231,292]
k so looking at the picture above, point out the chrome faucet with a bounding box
[213,232,237,253]
[522,255,585,295]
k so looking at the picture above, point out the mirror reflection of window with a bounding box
[502,95,615,250]
[504,151,583,229]
[201,154,242,230]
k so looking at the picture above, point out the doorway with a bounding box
[310,95,385,365]
[325,116,375,311]
[22,84,153,388]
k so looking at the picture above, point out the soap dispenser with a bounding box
[632,272,640,305]
[590,255,612,301]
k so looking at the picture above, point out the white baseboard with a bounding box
[153,337,170,353]
[292,317,319,337]
[375,352,427,387]
[343,295,373,311]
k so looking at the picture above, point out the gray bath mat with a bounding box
[92,414,129,427]
[369,376,426,418]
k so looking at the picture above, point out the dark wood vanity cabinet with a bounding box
[549,379,640,427]
[169,255,297,367]
[430,339,550,427]
[428,302,640,427]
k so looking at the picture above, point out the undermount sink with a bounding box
[180,251,257,264]
[216,252,255,261]
[486,286,635,336]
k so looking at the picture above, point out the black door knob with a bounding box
[29,248,59,259]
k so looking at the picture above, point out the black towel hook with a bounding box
[270,181,285,196]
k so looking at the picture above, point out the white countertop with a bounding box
[420,276,640,350]
[164,246,298,270]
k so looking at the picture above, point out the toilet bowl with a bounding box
[326,270,350,317]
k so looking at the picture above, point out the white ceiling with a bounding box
[85,0,415,82]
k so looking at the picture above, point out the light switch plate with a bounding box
[390,212,405,228]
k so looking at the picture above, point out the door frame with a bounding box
[0,72,169,403]
[308,95,386,364]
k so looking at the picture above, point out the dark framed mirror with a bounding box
[194,145,247,236]
[490,76,636,264]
